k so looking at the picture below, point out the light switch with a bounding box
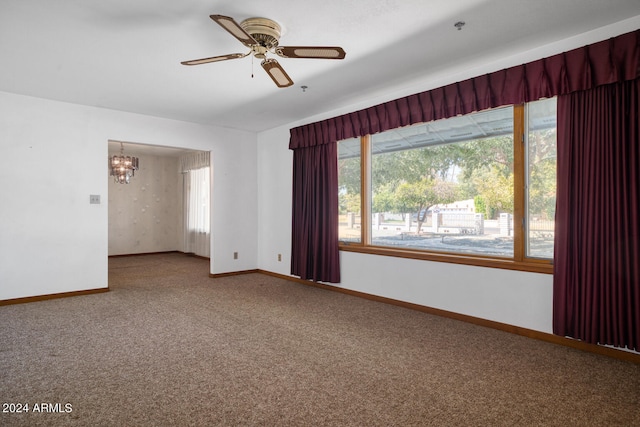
[90,194,101,204]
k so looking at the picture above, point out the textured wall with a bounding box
[108,153,181,256]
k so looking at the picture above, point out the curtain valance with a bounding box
[289,29,639,149]
[180,151,210,172]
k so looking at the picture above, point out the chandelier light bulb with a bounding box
[110,142,139,184]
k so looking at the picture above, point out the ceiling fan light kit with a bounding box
[182,14,346,88]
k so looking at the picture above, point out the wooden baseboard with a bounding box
[4,252,207,306]
[108,250,181,258]
[257,269,640,365]
[0,288,109,306]
[209,269,260,279]
[109,251,210,260]
[184,252,210,261]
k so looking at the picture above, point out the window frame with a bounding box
[339,103,554,274]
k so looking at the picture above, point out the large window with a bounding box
[338,98,556,272]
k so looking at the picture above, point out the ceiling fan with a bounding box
[181,14,346,88]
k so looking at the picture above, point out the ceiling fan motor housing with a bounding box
[241,17,282,49]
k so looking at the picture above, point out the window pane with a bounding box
[370,107,514,257]
[526,98,557,259]
[338,138,361,243]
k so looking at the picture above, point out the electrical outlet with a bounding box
[278,254,282,262]
[89,194,100,204]
[233,252,238,259]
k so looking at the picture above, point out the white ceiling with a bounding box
[2,0,639,134]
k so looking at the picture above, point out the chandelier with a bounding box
[110,142,139,184]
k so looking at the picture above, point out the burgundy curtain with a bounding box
[288,29,638,284]
[290,142,341,283]
[553,79,640,351]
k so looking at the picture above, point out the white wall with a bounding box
[0,91,257,300]
[255,19,640,335]
[257,127,293,272]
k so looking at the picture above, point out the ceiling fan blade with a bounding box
[275,46,346,60]
[261,59,294,88]
[181,53,248,66]
[210,15,257,47]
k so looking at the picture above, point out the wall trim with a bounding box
[0,288,109,306]
[109,251,210,260]
[256,269,640,365]
[209,269,260,279]
[184,252,211,261]
[109,250,181,258]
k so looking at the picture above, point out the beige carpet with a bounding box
[1,253,639,426]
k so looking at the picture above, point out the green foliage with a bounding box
[452,136,515,218]
[338,156,361,195]
[338,123,556,223]
[372,184,396,214]
[338,155,362,215]
[339,192,361,215]
[458,136,513,179]
[395,177,457,232]
[527,129,557,219]
[469,165,514,218]
[474,195,486,217]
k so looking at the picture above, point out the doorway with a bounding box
[107,140,210,257]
